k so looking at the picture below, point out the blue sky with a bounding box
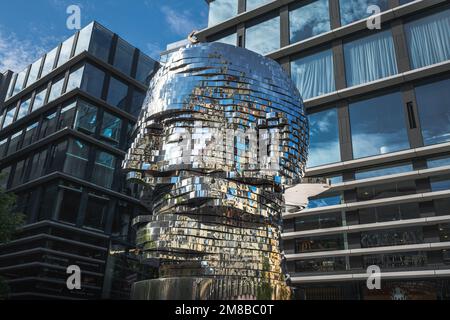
[0,0,209,72]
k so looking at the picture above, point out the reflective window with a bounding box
[289,0,330,44]
[344,30,398,87]
[101,112,122,146]
[362,201,408,224]
[12,69,27,96]
[22,122,39,148]
[58,101,77,130]
[296,235,345,253]
[405,9,450,70]
[57,35,75,67]
[93,151,116,188]
[47,76,65,103]
[435,198,450,216]
[39,112,57,139]
[47,141,68,173]
[440,223,450,244]
[340,0,388,26]
[427,155,450,169]
[11,159,27,187]
[74,23,94,56]
[0,139,7,158]
[89,23,113,62]
[80,63,105,99]
[126,122,135,146]
[26,58,42,86]
[85,194,109,230]
[66,65,84,93]
[130,89,145,117]
[215,33,237,46]
[29,149,48,181]
[246,0,273,11]
[357,180,417,202]
[6,76,15,98]
[41,46,58,77]
[291,49,335,99]
[363,252,426,270]
[355,163,413,180]
[361,227,423,248]
[245,14,280,55]
[208,0,238,27]
[430,175,450,192]
[37,184,58,221]
[295,212,342,231]
[0,166,11,189]
[17,96,31,120]
[327,175,343,185]
[75,100,97,134]
[114,38,134,76]
[415,78,450,146]
[349,92,409,159]
[59,188,81,224]
[307,192,342,209]
[2,107,16,128]
[112,202,132,237]
[295,257,347,273]
[307,108,340,168]
[31,87,47,111]
[136,53,156,85]
[107,77,128,109]
[64,139,89,179]
[6,131,23,156]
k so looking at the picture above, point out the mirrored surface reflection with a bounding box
[289,0,330,44]
[415,78,450,146]
[307,108,340,168]
[246,0,273,12]
[208,0,239,27]
[339,0,388,26]
[245,14,280,55]
[349,92,409,159]
[215,33,237,46]
[123,43,309,300]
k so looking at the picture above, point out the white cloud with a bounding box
[160,6,199,37]
[0,28,48,73]
[146,42,163,60]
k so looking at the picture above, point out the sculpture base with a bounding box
[131,278,291,300]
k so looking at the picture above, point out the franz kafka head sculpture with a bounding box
[123,42,309,300]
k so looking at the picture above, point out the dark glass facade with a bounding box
[200,0,450,300]
[0,22,158,299]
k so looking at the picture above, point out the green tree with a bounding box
[256,257,273,300]
[0,176,25,299]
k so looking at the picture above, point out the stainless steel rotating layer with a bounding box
[123,42,309,300]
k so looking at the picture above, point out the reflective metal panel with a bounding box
[123,42,309,300]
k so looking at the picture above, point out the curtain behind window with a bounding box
[405,9,450,70]
[291,49,335,100]
[344,30,398,87]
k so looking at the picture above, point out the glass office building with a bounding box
[0,22,158,299]
[198,0,450,299]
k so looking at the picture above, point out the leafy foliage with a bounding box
[256,257,273,300]
[0,175,25,299]
[0,189,23,243]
